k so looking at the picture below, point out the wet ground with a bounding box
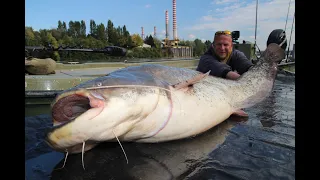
[25,73,295,180]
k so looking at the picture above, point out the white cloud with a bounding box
[188,34,196,39]
[215,2,244,12]
[212,0,239,5]
[157,34,164,39]
[201,15,217,21]
[154,30,167,39]
[187,0,295,50]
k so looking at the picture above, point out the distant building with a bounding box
[138,43,151,48]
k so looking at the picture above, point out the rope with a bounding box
[284,0,292,31]
[286,12,295,62]
[254,0,258,53]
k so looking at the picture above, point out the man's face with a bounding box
[212,35,233,60]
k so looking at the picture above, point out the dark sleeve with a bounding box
[196,55,232,78]
[232,51,254,75]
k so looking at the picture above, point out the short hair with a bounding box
[213,30,232,43]
[214,30,232,36]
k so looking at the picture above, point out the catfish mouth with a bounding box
[46,91,105,151]
[51,93,91,125]
[51,89,106,126]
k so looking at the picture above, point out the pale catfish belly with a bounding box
[137,84,233,142]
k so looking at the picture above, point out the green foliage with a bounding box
[131,34,144,47]
[193,39,208,57]
[25,19,210,61]
[126,47,162,58]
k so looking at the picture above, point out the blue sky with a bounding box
[26,0,295,50]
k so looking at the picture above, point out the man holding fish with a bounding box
[196,29,287,116]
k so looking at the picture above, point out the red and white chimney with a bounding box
[141,27,144,39]
[173,0,177,40]
[165,10,169,39]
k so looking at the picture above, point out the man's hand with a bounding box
[226,71,240,80]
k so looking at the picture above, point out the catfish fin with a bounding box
[172,70,211,90]
[231,109,248,118]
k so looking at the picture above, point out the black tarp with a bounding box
[25,73,295,180]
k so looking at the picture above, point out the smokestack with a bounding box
[173,0,177,40]
[154,26,156,37]
[165,10,169,39]
[141,27,144,39]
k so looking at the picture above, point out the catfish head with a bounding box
[45,74,165,154]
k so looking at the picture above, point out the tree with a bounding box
[89,19,97,38]
[123,25,129,37]
[107,20,116,45]
[58,21,63,30]
[25,18,213,59]
[47,33,60,61]
[25,27,36,45]
[68,21,75,37]
[74,21,81,38]
[51,28,63,41]
[131,34,143,47]
[96,23,106,41]
[193,38,206,56]
[204,40,212,49]
[144,35,156,48]
[153,37,162,49]
[62,22,67,31]
[80,20,86,37]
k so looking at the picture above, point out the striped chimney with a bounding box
[173,0,177,40]
[165,10,169,39]
[141,27,144,39]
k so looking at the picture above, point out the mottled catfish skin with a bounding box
[46,43,285,154]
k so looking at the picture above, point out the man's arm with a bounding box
[197,55,233,78]
[232,50,254,75]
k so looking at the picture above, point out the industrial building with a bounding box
[162,0,193,58]
[141,0,193,58]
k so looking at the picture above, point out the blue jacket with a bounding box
[196,45,253,78]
